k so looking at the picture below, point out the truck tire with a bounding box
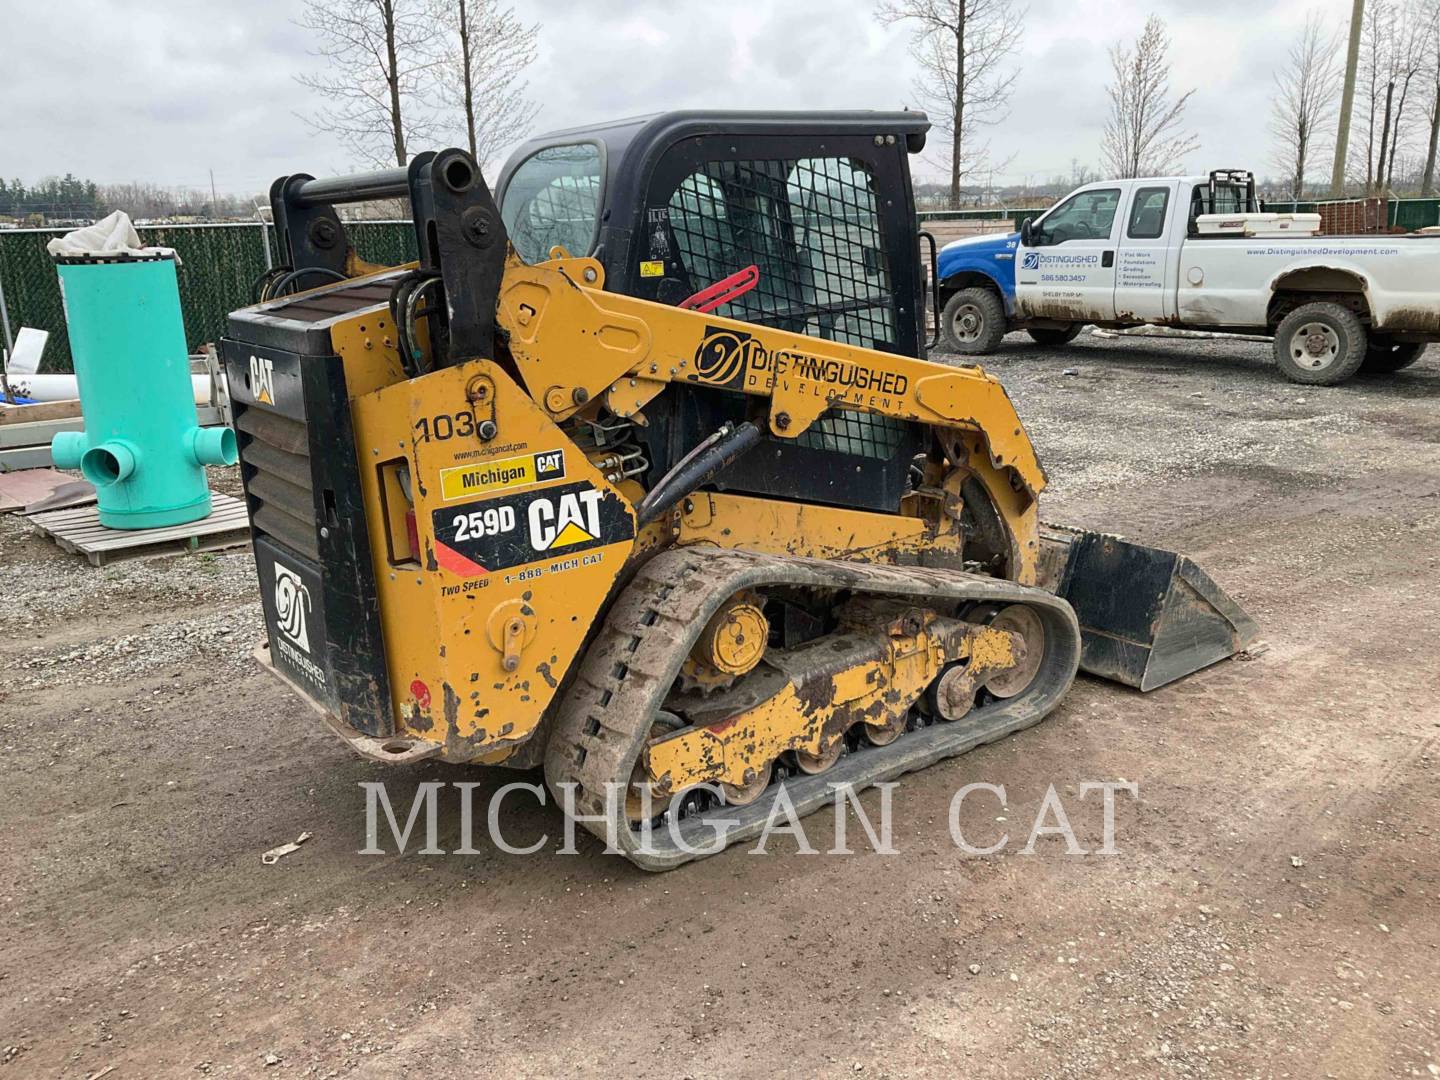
[941,288,1007,354]
[1027,325,1083,347]
[1361,339,1427,374]
[1272,302,1368,385]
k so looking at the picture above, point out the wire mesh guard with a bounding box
[666,156,904,459]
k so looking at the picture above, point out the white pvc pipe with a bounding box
[6,372,216,405]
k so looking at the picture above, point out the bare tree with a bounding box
[97,182,254,222]
[1101,16,1199,178]
[1270,13,1343,199]
[1355,0,1423,193]
[1421,0,1440,193]
[1069,159,1100,187]
[876,0,1024,208]
[297,0,443,168]
[1357,0,1386,190]
[1383,4,1424,188]
[432,0,539,168]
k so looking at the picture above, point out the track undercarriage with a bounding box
[545,547,1082,870]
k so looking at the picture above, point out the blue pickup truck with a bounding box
[935,224,1086,354]
[932,179,1216,354]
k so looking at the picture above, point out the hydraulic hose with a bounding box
[635,421,762,525]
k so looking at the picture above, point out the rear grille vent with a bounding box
[237,409,319,560]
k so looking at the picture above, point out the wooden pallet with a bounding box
[26,492,251,566]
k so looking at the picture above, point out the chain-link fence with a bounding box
[0,221,418,372]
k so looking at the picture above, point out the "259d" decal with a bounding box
[431,481,635,577]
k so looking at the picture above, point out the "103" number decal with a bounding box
[414,409,476,442]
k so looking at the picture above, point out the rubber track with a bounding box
[544,548,1082,871]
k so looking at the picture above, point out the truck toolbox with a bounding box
[1196,212,1320,237]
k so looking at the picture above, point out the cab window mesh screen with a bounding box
[666,157,895,347]
[666,156,903,459]
[798,407,907,458]
[786,158,897,349]
[670,174,732,289]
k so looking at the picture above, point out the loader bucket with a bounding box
[1038,527,1259,691]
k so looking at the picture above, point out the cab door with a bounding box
[1015,183,1128,323]
[1112,182,1180,322]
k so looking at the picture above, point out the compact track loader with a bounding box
[224,112,1255,869]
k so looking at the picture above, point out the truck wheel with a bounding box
[941,288,1007,354]
[1027,325,1083,347]
[1272,303,1368,385]
[1361,339,1427,374]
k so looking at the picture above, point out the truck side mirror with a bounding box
[1020,217,1035,246]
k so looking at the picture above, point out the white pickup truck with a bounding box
[935,170,1439,384]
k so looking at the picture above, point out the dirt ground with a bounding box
[2,331,1438,1079]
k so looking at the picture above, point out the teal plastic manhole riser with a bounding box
[49,254,236,530]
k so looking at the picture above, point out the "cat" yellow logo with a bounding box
[527,488,602,551]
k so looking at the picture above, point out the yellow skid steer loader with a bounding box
[225,112,1254,869]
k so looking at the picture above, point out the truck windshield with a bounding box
[1038,188,1120,244]
[500,143,603,263]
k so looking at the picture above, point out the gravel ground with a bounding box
[1,329,1437,1078]
[977,332,1371,504]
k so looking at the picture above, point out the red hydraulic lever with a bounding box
[678,264,760,313]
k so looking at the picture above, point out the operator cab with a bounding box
[495,111,935,514]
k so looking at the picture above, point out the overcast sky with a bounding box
[5,0,1360,197]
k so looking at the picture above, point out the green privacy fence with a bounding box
[1389,199,1440,230]
[0,221,419,373]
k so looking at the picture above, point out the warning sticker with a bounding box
[439,449,565,502]
[639,259,665,278]
[646,207,672,259]
[431,480,635,577]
